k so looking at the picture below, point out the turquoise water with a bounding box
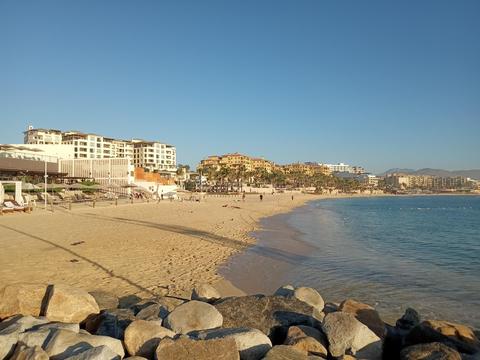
[283,195,480,327]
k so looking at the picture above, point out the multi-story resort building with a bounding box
[384,173,475,191]
[23,126,176,176]
[132,139,177,174]
[282,162,331,176]
[198,153,274,173]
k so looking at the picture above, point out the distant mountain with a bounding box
[380,168,480,180]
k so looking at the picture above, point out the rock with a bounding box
[88,291,119,311]
[135,303,169,321]
[18,329,56,348]
[214,295,319,342]
[323,303,339,315]
[155,337,239,360]
[0,283,48,320]
[85,308,136,339]
[273,285,295,297]
[339,299,385,338]
[44,329,125,359]
[321,312,381,358]
[192,327,272,360]
[62,345,120,360]
[129,297,184,316]
[163,300,223,334]
[261,345,309,360]
[9,343,49,360]
[284,326,328,357]
[29,322,80,333]
[396,308,421,331]
[292,288,324,313]
[406,320,480,354]
[0,330,20,359]
[0,316,49,334]
[123,357,148,360]
[124,319,175,357]
[400,342,462,360]
[192,284,221,303]
[45,284,100,323]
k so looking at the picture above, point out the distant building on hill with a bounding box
[198,153,274,173]
[384,173,475,191]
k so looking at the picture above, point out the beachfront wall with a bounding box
[59,158,134,195]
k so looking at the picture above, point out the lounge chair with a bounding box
[3,201,26,212]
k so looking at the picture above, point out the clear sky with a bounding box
[1,0,479,174]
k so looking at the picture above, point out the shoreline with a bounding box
[223,194,480,329]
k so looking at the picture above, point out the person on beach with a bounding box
[260,194,263,201]
[242,192,246,201]
[291,195,294,200]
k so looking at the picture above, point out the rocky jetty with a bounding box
[0,282,478,360]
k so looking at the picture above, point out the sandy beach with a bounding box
[0,193,322,299]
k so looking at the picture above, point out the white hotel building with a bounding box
[23,127,176,175]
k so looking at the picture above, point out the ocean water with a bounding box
[222,195,480,328]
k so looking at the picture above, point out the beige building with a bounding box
[282,163,331,176]
[198,153,274,173]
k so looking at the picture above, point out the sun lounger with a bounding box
[3,201,26,212]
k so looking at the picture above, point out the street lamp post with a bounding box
[44,160,48,210]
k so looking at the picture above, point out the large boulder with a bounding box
[129,297,184,315]
[400,342,462,360]
[261,345,309,360]
[191,284,221,303]
[85,308,136,339]
[155,337,239,360]
[191,327,272,360]
[284,326,328,357]
[61,345,120,360]
[274,286,324,314]
[163,300,223,334]
[45,284,100,323]
[0,330,20,359]
[43,329,125,359]
[0,284,48,320]
[214,295,319,342]
[123,320,175,357]
[88,291,119,311]
[9,343,49,360]
[321,312,381,358]
[405,320,480,355]
[338,299,385,339]
[383,308,422,359]
[17,329,55,349]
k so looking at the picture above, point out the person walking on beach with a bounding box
[291,195,294,200]
[242,192,246,201]
[260,194,263,201]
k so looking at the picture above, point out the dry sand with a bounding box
[0,193,319,299]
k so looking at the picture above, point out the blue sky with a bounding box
[1,0,479,173]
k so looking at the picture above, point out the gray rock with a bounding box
[29,322,80,333]
[155,337,239,360]
[0,330,19,359]
[44,329,125,359]
[292,288,324,314]
[63,345,120,360]
[396,308,420,331]
[18,329,56,348]
[273,285,295,298]
[261,345,309,360]
[135,303,169,321]
[163,300,223,334]
[123,319,175,357]
[0,316,49,335]
[284,326,328,357]
[191,284,221,303]
[85,308,136,339]
[400,342,462,360]
[9,343,49,360]
[214,295,319,341]
[45,284,100,323]
[0,283,48,320]
[192,327,272,360]
[321,312,381,358]
[88,291,119,311]
[339,299,385,339]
